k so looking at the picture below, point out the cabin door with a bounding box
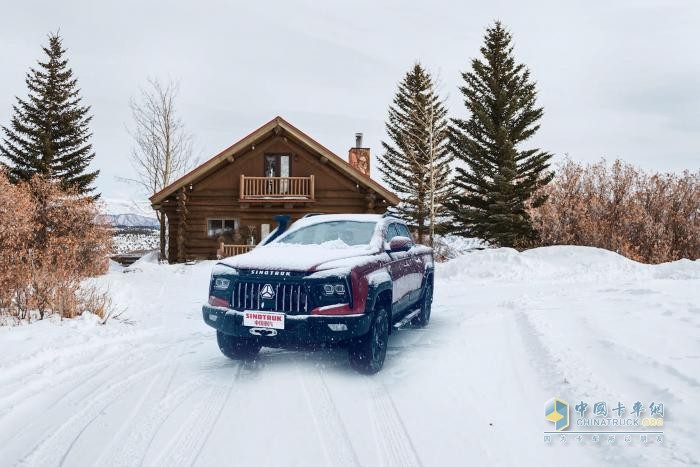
[264,154,290,194]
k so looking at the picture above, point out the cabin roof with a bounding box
[149,116,400,207]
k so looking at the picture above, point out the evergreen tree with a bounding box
[447,22,553,247]
[0,33,99,197]
[378,63,453,245]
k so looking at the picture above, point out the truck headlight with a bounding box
[323,283,346,296]
[214,278,230,290]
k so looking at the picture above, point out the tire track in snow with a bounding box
[148,362,245,467]
[17,359,168,467]
[0,345,158,455]
[0,329,160,387]
[365,377,422,467]
[296,364,360,467]
[511,298,694,466]
[93,344,203,467]
[0,340,161,424]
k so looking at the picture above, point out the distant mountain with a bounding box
[98,213,159,228]
[98,197,158,228]
[100,197,154,217]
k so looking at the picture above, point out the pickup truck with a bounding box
[202,213,434,374]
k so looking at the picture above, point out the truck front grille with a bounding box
[233,281,309,315]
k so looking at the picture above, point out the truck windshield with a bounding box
[275,221,376,246]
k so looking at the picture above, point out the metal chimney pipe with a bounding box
[355,132,363,148]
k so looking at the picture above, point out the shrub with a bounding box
[529,159,699,263]
[0,169,112,322]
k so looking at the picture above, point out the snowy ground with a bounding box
[0,246,698,466]
[111,228,159,254]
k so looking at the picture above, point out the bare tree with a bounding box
[128,78,196,259]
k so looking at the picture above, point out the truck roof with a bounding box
[286,213,394,232]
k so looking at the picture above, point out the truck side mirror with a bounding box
[388,236,412,252]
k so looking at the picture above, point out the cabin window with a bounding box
[264,154,291,177]
[264,154,291,194]
[207,218,239,238]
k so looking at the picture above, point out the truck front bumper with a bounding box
[202,305,373,347]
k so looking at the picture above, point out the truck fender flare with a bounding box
[366,281,392,318]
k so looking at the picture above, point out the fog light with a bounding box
[327,323,348,331]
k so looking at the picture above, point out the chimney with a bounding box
[348,132,370,177]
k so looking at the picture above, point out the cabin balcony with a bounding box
[239,175,315,203]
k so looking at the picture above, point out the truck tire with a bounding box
[217,331,261,361]
[412,278,433,327]
[348,304,389,374]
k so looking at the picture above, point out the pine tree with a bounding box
[0,33,99,197]
[378,63,453,245]
[447,22,553,247]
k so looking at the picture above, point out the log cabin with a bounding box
[149,116,400,263]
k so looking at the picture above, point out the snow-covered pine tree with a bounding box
[378,63,453,246]
[0,33,99,197]
[448,22,553,247]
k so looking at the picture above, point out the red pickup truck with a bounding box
[202,213,434,374]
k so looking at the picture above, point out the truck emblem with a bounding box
[260,284,275,299]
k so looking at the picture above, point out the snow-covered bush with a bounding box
[432,235,487,261]
[0,170,112,323]
[530,159,699,263]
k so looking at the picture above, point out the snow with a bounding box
[0,246,698,466]
[221,243,380,271]
[111,229,159,254]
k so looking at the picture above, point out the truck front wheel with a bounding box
[348,304,389,374]
[412,278,433,327]
[217,331,261,360]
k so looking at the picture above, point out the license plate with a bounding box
[243,311,285,329]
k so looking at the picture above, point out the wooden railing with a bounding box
[240,175,314,201]
[220,244,255,257]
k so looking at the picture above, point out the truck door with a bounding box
[386,223,413,313]
[395,223,424,303]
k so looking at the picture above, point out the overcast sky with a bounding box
[1,0,698,202]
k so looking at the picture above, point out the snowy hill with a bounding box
[0,246,698,466]
[98,213,159,228]
[98,197,158,227]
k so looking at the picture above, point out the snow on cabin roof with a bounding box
[149,116,400,207]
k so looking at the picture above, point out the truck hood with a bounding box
[219,242,380,272]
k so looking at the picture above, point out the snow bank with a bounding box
[650,258,700,280]
[437,245,700,283]
[128,250,160,266]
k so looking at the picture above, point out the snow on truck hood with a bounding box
[220,215,387,272]
[220,241,380,272]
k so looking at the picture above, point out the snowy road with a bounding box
[0,247,698,466]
